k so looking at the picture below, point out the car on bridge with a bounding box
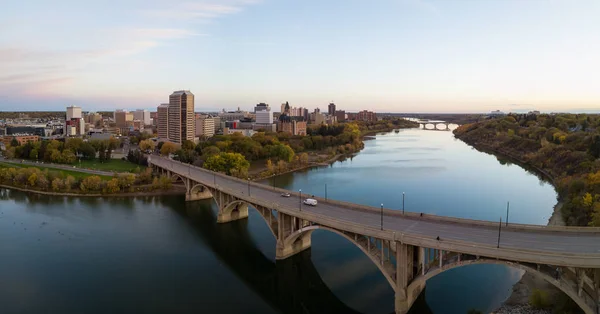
[280,193,291,197]
[303,199,317,206]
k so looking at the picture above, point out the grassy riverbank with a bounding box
[454,114,597,313]
[454,113,600,227]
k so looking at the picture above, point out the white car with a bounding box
[280,193,291,197]
[303,198,318,206]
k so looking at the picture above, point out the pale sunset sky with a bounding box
[1,0,599,113]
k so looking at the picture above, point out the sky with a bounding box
[1,0,599,113]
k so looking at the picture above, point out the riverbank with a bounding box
[454,136,567,312]
[0,184,186,198]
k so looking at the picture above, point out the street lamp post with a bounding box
[402,192,405,215]
[213,173,216,187]
[497,217,502,248]
[380,203,384,230]
[505,201,510,226]
[247,178,250,196]
[325,183,327,200]
[299,189,302,211]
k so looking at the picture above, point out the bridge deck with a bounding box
[150,156,600,268]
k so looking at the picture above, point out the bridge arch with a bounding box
[284,225,397,292]
[218,199,278,239]
[171,173,187,188]
[407,259,595,314]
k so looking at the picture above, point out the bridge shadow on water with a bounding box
[165,197,433,314]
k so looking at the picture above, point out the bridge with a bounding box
[148,156,600,314]
[415,121,453,131]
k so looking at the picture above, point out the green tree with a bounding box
[203,152,250,176]
[64,175,76,192]
[268,143,295,162]
[80,142,96,160]
[181,140,195,151]
[10,137,20,147]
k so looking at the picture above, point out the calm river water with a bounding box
[0,127,557,314]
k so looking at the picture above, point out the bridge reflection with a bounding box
[166,197,433,314]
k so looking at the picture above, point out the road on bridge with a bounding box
[150,156,600,266]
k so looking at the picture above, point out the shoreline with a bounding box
[0,184,186,198]
[454,137,566,312]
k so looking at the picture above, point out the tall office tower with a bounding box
[157,104,169,140]
[168,90,195,144]
[328,102,336,116]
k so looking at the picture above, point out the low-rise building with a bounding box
[223,127,256,137]
[278,115,307,136]
[356,110,377,122]
[3,135,40,146]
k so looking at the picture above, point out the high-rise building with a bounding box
[277,115,307,136]
[328,102,336,116]
[133,109,152,126]
[167,90,195,144]
[157,104,169,140]
[255,103,273,124]
[65,106,85,136]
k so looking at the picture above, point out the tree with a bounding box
[65,138,83,153]
[29,148,39,160]
[10,137,19,147]
[203,152,250,176]
[64,175,76,192]
[299,153,309,165]
[160,142,178,156]
[268,143,295,162]
[139,139,156,152]
[80,176,103,192]
[590,135,600,158]
[61,149,77,164]
[51,178,63,191]
[104,178,120,194]
[181,140,195,151]
[80,142,96,160]
[266,159,274,173]
[117,173,136,191]
[28,172,38,187]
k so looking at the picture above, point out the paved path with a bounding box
[149,156,600,268]
[0,157,115,176]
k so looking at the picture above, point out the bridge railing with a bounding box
[149,156,600,234]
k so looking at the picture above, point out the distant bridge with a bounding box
[149,156,600,314]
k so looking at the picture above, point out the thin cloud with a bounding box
[143,0,260,21]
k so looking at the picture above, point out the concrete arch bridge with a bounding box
[149,156,600,314]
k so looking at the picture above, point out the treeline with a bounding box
[0,166,173,194]
[454,113,600,226]
[158,119,417,178]
[4,137,120,164]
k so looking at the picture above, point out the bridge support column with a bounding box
[217,203,249,223]
[395,242,424,314]
[275,213,312,260]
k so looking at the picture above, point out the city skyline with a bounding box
[1,0,599,113]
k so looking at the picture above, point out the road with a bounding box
[0,157,115,176]
[150,156,600,267]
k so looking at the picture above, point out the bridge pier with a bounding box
[217,203,249,223]
[276,236,312,260]
[395,243,425,314]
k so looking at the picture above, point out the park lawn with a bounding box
[75,159,145,173]
[0,162,112,180]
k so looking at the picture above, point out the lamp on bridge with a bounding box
[299,189,302,211]
[402,192,405,214]
[247,178,250,196]
[380,203,384,230]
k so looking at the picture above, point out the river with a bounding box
[0,127,557,314]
